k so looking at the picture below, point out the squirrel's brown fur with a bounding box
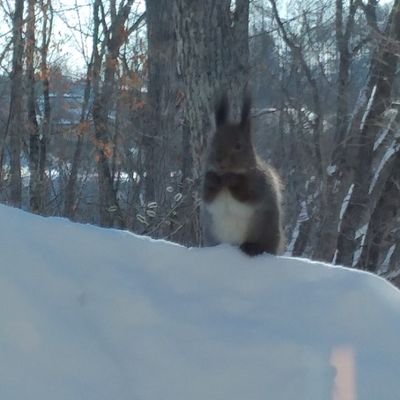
[202,94,283,256]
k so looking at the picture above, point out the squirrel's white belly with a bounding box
[207,189,254,245]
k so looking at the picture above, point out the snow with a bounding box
[353,223,369,267]
[285,221,300,255]
[359,84,377,131]
[286,201,309,255]
[369,139,400,194]
[378,244,396,275]
[355,223,369,240]
[340,184,354,220]
[326,164,337,176]
[387,269,400,281]
[1,204,400,400]
[373,108,398,151]
[337,183,354,233]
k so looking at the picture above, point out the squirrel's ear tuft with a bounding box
[240,94,252,130]
[215,94,229,128]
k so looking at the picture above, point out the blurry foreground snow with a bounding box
[0,205,400,400]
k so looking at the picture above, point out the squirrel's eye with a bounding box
[234,143,241,150]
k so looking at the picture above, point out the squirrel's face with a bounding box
[208,93,256,173]
[209,123,256,173]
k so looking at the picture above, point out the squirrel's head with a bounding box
[208,93,256,173]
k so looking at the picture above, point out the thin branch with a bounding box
[127,11,146,36]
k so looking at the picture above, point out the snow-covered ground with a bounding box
[1,205,400,400]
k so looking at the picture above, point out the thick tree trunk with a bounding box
[8,0,25,207]
[144,0,249,245]
[27,0,49,214]
[175,0,250,244]
[177,0,249,175]
[334,0,359,146]
[93,56,125,228]
[144,0,178,216]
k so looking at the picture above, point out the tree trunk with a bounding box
[357,153,400,271]
[64,61,92,219]
[27,0,50,214]
[93,53,125,228]
[336,1,400,266]
[8,0,25,207]
[92,0,142,228]
[26,0,40,212]
[144,0,250,245]
[334,0,359,146]
[144,0,178,224]
[38,0,52,212]
[175,0,250,244]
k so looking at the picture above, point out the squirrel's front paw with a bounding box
[223,172,243,187]
[203,171,223,202]
[205,171,222,187]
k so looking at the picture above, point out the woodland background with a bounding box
[0,0,399,286]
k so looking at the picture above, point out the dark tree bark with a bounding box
[144,0,178,210]
[358,153,400,271]
[27,0,51,213]
[335,0,360,146]
[26,0,41,212]
[177,0,250,177]
[38,0,52,207]
[144,0,250,245]
[8,0,25,207]
[176,0,250,244]
[64,58,93,219]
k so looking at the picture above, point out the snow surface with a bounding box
[326,164,337,176]
[373,108,398,151]
[352,223,369,267]
[1,204,400,400]
[338,183,354,232]
[359,84,377,131]
[369,139,400,194]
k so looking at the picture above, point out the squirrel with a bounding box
[202,93,284,256]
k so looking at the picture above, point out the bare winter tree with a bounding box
[26,0,52,213]
[64,2,102,219]
[252,0,399,284]
[312,0,367,262]
[91,0,145,228]
[26,0,41,212]
[7,0,24,207]
[336,0,400,267]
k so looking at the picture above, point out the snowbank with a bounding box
[0,204,399,400]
